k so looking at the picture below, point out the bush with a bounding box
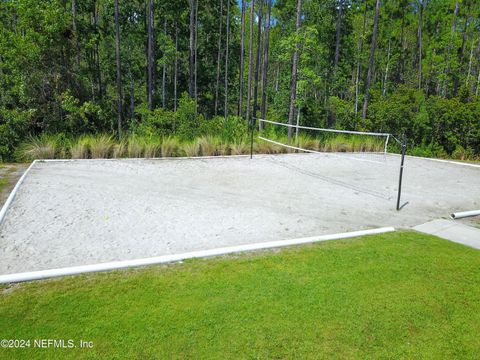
[133,105,175,138]
[175,93,203,141]
[0,108,33,162]
[16,134,65,161]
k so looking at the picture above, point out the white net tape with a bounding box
[256,118,392,165]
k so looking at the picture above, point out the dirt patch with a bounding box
[0,164,29,207]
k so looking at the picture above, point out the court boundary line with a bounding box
[384,153,480,169]
[0,227,395,283]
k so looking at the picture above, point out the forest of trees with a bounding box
[0,0,480,160]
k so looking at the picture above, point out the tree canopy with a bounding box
[0,0,479,160]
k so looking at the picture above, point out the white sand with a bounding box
[1,153,479,274]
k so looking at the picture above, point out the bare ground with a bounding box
[0,163,28,206]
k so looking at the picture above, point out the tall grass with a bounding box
[230,140,250,155]
[16,134,61,161]
[161,136,180,157]
[89,135,114,158]
[16,132,388,161]
[70,136,90,159]
[183,140,201,157]
[127,136,144,158]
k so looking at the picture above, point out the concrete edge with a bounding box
[0,227,395,284]
[0,160,37,227]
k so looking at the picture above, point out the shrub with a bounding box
[143,137,162,158]
[183,140,201,157]
[16,134,61,161]
[70,136,90,159]
[197,136,219,156]
[175,93,202,141]
[1,108,33,162]
[133,105,174,138]
[161,136,180,157]
[112,142,126,158]
[89,135,114,158]
[230,141,249,155]
[127,136,145,158]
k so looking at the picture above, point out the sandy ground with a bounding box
[0,153,479,274]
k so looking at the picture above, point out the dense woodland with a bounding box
[1,0,480,160]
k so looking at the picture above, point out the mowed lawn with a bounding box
[1,231,480,359]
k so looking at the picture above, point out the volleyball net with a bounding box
[255,117,392,164]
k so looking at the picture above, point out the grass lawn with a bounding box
[1,231,480,359]
[0,178,7,193]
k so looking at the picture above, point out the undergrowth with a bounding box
[14,132,477,161]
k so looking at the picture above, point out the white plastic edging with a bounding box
[0,160,37,227]
[37,154,252,163]
[450,210,480,220]
[0,227,395,284]
[388,153,480,169]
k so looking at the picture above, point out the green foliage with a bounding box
[3,232,480,358]
[16,134,64,161]
[1,0,480,161]
[60,92,109,135]
[174,93,203,140]
[133,105,175,138]
[0,108,33,162]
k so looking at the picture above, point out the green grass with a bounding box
[0,177,7,192]
[1,231,480,359]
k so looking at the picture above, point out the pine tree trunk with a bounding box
[362,0,380,120]
[245,0,255,124]
[333,1,342,74]
[189,0,195,98]
[443,1,460,96]
[129,71,135,118]
[471,35,480,96]
[288,0,303,142]
[260,0,272,128]
[252,0,263,125]
[417,0,423,90]
[147,0,155,110]
[114,0,122,136]
[224,0,231,119]
[383,40,391,96]
[194,0,198,107]
[466,39,475,87]
[162,18,167,108]
[72,0,80,69]
[275,63,279,91]
[93,1,103,99]
[215,0,223,116]
[238,0,246,117]
[354,0,368,115]
[174,23,178,112]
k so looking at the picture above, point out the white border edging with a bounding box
[37,154,251,162]
[0,227,395,284]
[450,210,480,220]
[0,160,37,227]
[384,153,480,169]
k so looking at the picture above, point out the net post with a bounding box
[396,134,407,211]
[384,134,390,154]
[250,116,256,159]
